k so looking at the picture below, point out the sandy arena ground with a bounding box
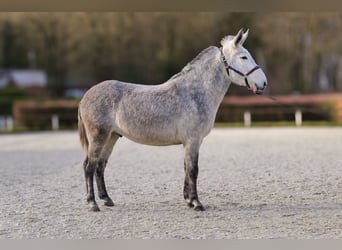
[1,127,342,239]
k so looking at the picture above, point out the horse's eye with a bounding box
[241,56,248,60]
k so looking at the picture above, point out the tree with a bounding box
[0,18,28,69]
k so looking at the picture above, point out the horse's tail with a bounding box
[78,106,89,155]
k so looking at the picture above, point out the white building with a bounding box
[0,69,47,88]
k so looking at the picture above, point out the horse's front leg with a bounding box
[183,140,205,211]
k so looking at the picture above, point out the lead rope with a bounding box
[257,94,331,119]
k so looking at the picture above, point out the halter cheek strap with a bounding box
[220,47,260,90]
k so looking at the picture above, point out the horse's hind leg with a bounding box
[183,140,205,211]
[84,152,101,211]
[84,128,110,211]
[95,159,113,206]
[95,132,120,207]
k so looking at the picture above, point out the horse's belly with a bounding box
[114,103,183,145]
[115,117,181,146]
[121,130,181,146]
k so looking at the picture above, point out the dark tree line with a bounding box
[0,12,341,97]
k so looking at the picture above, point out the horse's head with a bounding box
[220,28,267,95]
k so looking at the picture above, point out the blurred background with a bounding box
[0,12,342,131]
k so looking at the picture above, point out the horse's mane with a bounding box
[169,46,217,80]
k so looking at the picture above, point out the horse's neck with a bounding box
[188,48,231,107]
[208,52,231,106]
[165,46,230,110]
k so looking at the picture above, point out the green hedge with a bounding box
[0,87,28,115]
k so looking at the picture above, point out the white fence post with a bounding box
[52,114,59,130]
[244,110,251,127]
[295,109,302,127]
[0,116,5,131]
[5,116,14,131]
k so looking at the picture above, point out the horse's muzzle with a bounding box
[255,90,263,95]
[254,81,267,95]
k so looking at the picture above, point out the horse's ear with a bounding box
[240,29,249,45]
[220,28,247,47]
[233,28,244,47]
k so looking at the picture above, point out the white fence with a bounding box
[0,114,62,132]
[0,116,14,131]
[244,110,303,127]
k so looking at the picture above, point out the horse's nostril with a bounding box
[257,82,267,90]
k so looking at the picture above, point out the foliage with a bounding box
[0,87,27,115]
[0,13,341,97]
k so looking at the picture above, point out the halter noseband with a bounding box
[220,47,260,89]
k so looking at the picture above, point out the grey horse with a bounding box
[78,28,267,212]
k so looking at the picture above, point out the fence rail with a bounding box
[217,93,342,125]
[1,94,341,131]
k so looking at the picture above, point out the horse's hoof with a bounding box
[186,199,205,211]
[194,205,205,211]
[89,204,100,212]
[104,199,114,207]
